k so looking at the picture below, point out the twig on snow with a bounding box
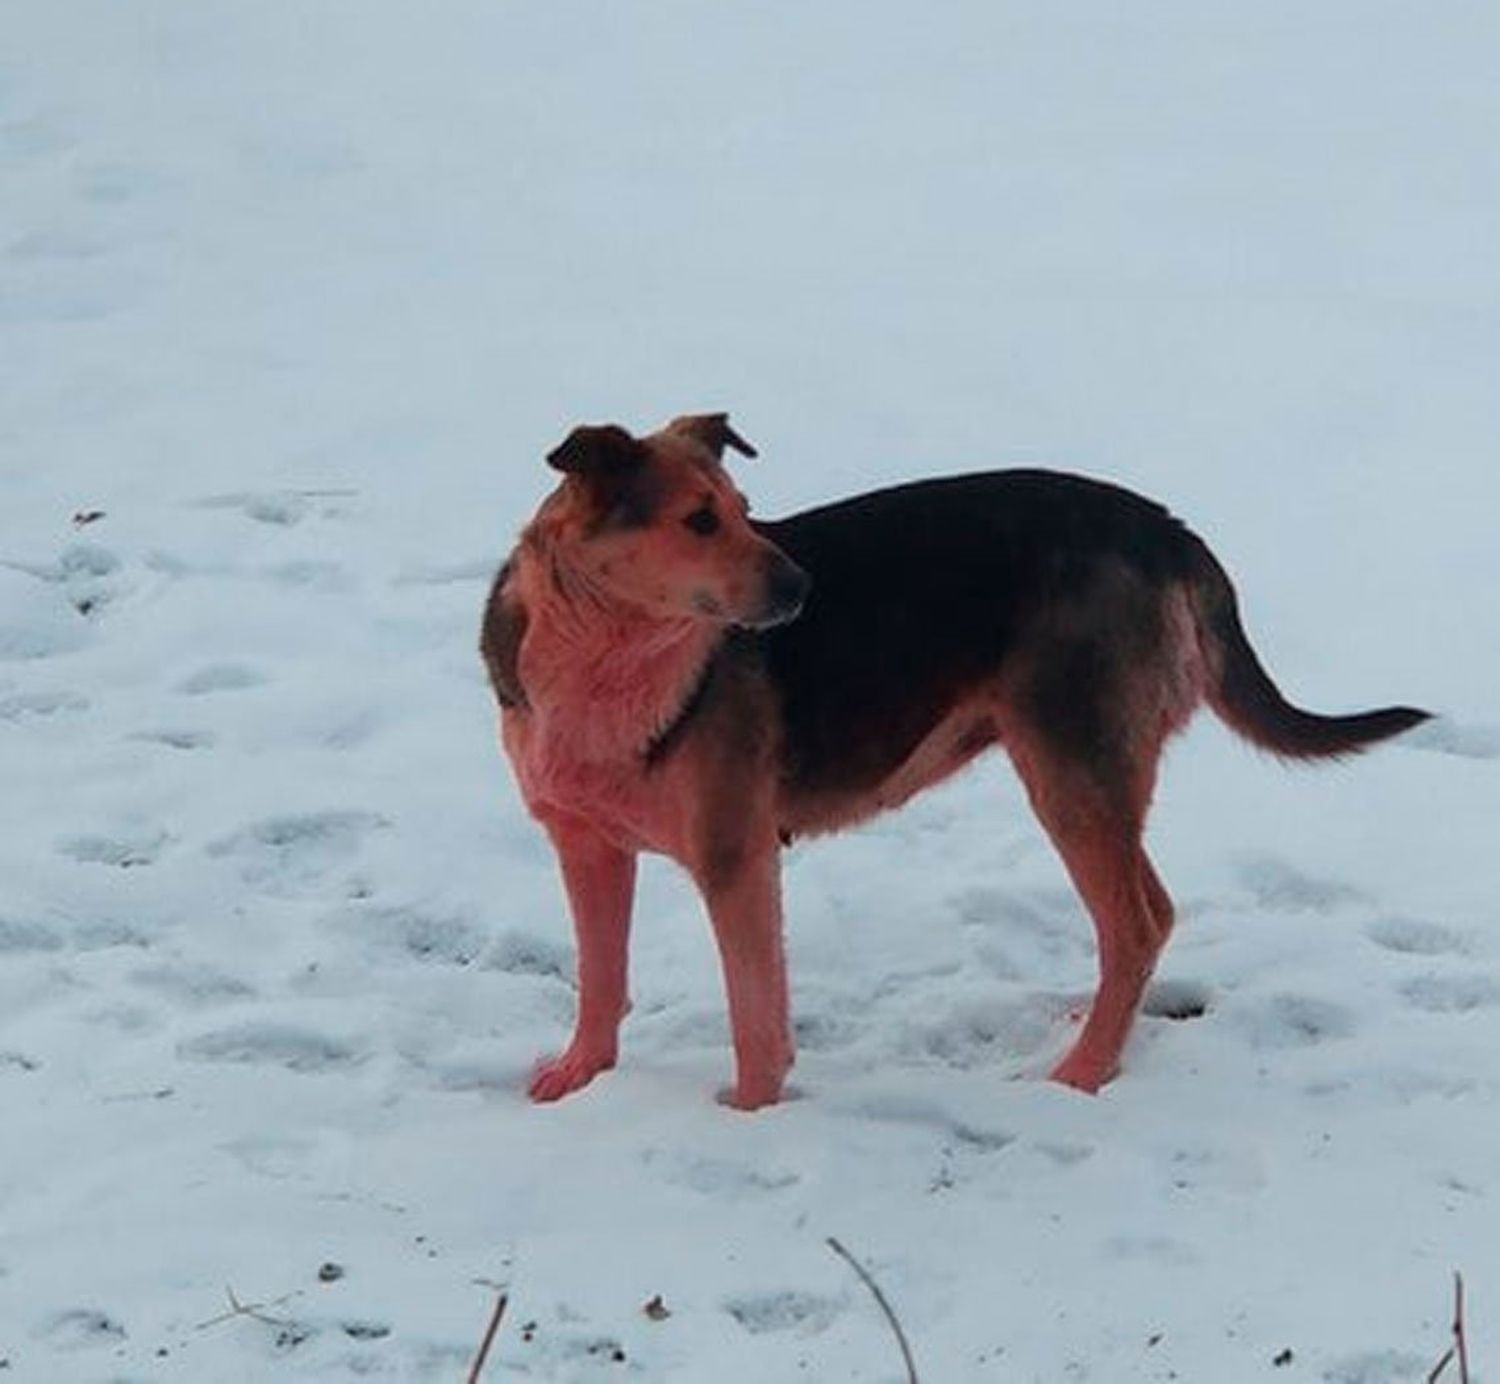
[1427,1272,1471,1384]
[827,1236,920,1384]
[466,1291,509,1384]
[193,1284,302,1332]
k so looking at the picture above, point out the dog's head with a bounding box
[534,414,809,629]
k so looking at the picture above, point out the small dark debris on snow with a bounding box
[342,1321,390,1341]
[317,1261,345,1283]
[1273,1347,1294,1367]
[72,510,106,527]
[1147,1332,1163,1348]
[521,1320,538,1343]
[644,1294,671,1322]
[274,1324,313,1351]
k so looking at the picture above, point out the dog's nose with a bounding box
[757,555,811,628]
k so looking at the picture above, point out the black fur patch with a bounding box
[479,558,528,709]
[753,471,1197,801]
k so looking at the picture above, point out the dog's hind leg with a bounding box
[530,818,637,1102]
[1005,730,1173,1093]
[696,847,794,1111]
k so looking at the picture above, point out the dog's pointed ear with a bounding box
[546,423,644,479]
[668,413,759,462]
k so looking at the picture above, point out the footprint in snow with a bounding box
[481,928,572,981]
[791,1008,861,1053]
[3,542,126,619]
[131,963,256,1008]
[725,1290,845,1338]
[219,1133,319,1178]
[641,1149,800,1200]
[130,727,216,751]
[850,1091,1015,1154]
[1398,973,1500,1014]
[178,1022,362,1073]
[33,1307,127,1351]
[263,560,351,592]
[1,114,74,158]
[194,489,356,526]
[177,662,268,695]
[502,1325,633,1371]
[1237,856,1363,915]
[1365,915,1469,957]
[0,687,89,720]
[72,917,153,951]
[0,916,65,953]
[906,992,1069,1071]
[951,885,1090,963]
[0,566,93,660]
[51,542,125,616]
[195,490,311,526]
[1141,978,1211,1021]
[1033,1139,1094,1167]
[207,810,387,894]
[327,903,490,968]
[1369,1068,1476,1103]
[58,828,168,869]
[1239,993,1357,1050]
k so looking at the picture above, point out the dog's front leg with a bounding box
[530,816,637,1103]
[697,845,793,1111]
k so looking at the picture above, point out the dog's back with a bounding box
[757,471,1199,811]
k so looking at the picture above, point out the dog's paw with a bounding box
[1047,1049,1115,1094]
[527,1045,616,1103]
[717,1041,795,1111]
[716,1072,794,1112]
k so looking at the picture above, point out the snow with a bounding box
[4,3,1499,1380]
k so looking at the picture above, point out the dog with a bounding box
[481,413,1428,1108]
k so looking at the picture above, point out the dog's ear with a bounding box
[546,423,644,479]
[668,413,759,463]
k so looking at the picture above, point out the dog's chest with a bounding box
[504,714,682,854]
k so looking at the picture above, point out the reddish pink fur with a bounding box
[499,422,796,1107]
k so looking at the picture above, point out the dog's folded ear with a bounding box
[668,413,759,462]
[546,424,644,478]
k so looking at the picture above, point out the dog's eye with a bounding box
[683,506,720,537]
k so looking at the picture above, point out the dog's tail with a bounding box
[1186,536,1430,760]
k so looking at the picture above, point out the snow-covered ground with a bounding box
[4,4,1500,1380]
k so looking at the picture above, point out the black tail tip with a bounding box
[1346,704,1433,754]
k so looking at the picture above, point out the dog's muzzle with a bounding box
[748,553,811,629]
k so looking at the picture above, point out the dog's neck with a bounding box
[510,542,721,766]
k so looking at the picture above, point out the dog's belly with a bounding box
[779,694,1001,839]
